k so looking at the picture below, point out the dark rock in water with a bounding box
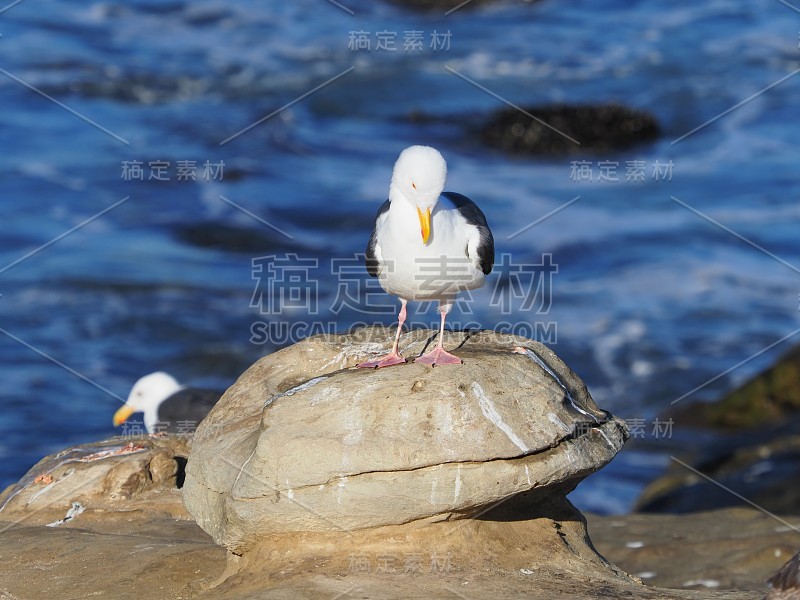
[768,552,800,600]
[480,103,661,156]
[671,344,800,430]
[173,222,302,254]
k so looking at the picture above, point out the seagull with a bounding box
[359,145,494,368]
[112,372,222,434]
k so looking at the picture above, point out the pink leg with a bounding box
[415,303,462,366]
[357,300,408,368]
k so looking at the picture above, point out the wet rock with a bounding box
[671,344,800,430]
[183,327,627,552]
[638,344,800,515]
[480,103,661,156]
[635,421,800,514]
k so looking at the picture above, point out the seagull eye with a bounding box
[136,391,143,396]
[412,182,417,190]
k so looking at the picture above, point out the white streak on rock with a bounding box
[524,464,531,486]
[323,343,388,371]
[597,427,618,451]
[342,405,363,446]
[233,447,257,492]
[46,501,84,528]
[265,376,328,408]
[518,347,598,422]
[454,466,462,501]
[547,413,571,434]
[471,382,528,453]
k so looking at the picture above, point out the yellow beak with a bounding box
[417,207,431,245]
[113,405,136,427]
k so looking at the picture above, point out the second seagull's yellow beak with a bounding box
[113,405,136,427]
[417,207,431,244]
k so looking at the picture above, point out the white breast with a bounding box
[374,196,486,302]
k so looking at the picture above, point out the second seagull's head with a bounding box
[390,145,447,244]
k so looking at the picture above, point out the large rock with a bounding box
[183,327,627,553]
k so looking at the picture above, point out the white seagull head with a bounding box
[390,145,447,244]
[113,371,182,428]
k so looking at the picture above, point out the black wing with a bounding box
[156,388,222,429]
[365,199,390,278]
[441,191,494,275]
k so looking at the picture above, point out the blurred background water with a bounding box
[0,0,799,514]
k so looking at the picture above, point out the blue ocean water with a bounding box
[1,0,799,515]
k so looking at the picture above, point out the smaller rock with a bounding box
[480,103,660,156]
[0,436,191,525]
